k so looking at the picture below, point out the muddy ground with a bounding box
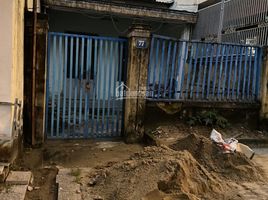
[13,121,268,200]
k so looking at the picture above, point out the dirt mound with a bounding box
[170,133,263,182]
[82,134,264,200]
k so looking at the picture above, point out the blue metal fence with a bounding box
[147,35,263,102]
[45,32,127,139]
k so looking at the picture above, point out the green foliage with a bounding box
[186,111,229,128]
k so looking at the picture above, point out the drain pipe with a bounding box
[32,0,37,146]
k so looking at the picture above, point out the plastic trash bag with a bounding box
[210,129,238,153]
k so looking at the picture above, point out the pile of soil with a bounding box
[170,134,263,182]
[82,134,264,200]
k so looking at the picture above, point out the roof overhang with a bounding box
[42,0,197,24]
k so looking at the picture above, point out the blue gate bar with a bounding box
[217,45,226,100]
[163,41,172,98]
[79,38,85,130]
[196,43,205,99]
[227,46,233,99]
[111,42,118,136]
[202,43,210,99]
[168,41,177,98]
[73,37,79,137]
[185,42,195,99]
[256,48,263,99]
[152,39,159,98]
[96,40,103,135]
[62,36,68,138]
[242,47,249,100]
[116,42,124,135]
[101,40,108,135]
[179,41,188,99]
[232,46,239,99]
[91,39,98,136]
[147,37,155,91]
[106,41,113,134]
[222,45,229,99]
[56,36,63,137]
[190,43,200,99]
[247,47,253,99]
[157,40,166,99]
[237,46,244,99]
[212,44,221,98]
[206,44,214,99]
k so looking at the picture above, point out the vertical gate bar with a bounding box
[68,37,74,137]
[163,41,172,98]
[56,36,63,137]
[168,41,177,99]
[222,45,230,99]
[96,40,103,136]
[73,37,80,137]
[247,47,253,99]
[252,47,258,99]
[242,46,249,100]
[101,40,108,135]
[91,39,98,137]
[78,38,85,136]
[178,41,187,99]
[237,46,244,99]
[212,44,221,98]
[84,38,92,138]
[116,42,123,135]
[190,43,200,99]
[196,43,205,99]
[45,33,51,135]
[256,48,263,100]
[185,42,195,99]
[217,45,226,100]
[106,41,113,134]
[157,40,166,99]
[202,43,210,99]
[111,42,118,136]
[50,35,57,137]
[62,36,68,138]
[232,46,239,99]
[206,44,215,99]
[152,39,159,98]
[147,37,155,93]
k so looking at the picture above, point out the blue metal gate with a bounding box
[147,34,263,102]
[45,32,127,139]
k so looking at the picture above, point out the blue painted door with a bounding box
[45,32,128,139]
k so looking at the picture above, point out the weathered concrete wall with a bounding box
[48,9,188,38]
[44,0,197,24]
[0,0,25,139]
[24,13,49,145]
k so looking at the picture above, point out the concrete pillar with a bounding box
[124,24,151,143]
[260,47,268,122]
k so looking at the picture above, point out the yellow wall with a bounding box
[0,0,25,138]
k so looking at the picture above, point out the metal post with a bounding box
[218,0,225,42]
